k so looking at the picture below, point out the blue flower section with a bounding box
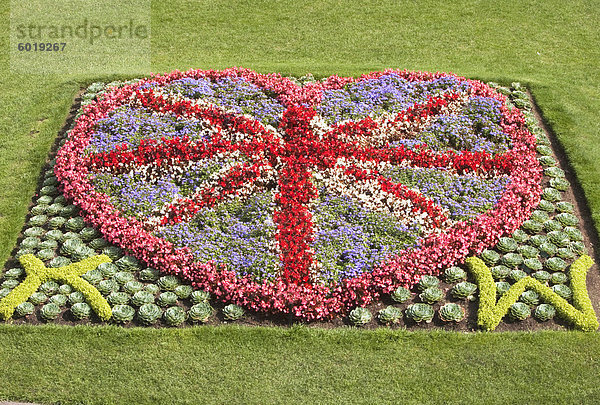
[419,114,509,153]
[89,107,211,153]
[312,193,421,283]
[156,193,281,282]
[384,167,509,221]
[91,172,181,220]
[150,77,286,127]
[317,74,472,124]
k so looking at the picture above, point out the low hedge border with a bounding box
[0,254,112,321]
[465,255,598,331]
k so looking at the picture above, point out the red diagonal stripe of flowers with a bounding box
[342,165,448,227]
[158,160,268,226]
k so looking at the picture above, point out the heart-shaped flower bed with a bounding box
[54,68,542,320]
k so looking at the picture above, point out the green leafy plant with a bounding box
[348,307,372,326]
[1,279,19,290]
[112,304,135,323]
[135,304,162,325]
[48,217,67,229]
[495,281,511,297]
[539,242,558,257]
[390,286,412,303]
[438,303,465,322]
[68,291,85,305]
[520,219,544,234]
[70,302,92,320]
[189,302,213,323]
[555,213,578,227]
[536,199,555,212]
[174,285,193,299]
[45,230,63,241]
[40,303,62,321]
[61,239,82,256]
[519,290,540,306]
[102,246,123,261]
[158,276,180,291]
[113,271,134,286]
[28,215,48,227]
[191,290,211,304]
[163,306,187,326]
[15,302,35,317]
[157,292,178,307]
[97,279,119,295]
[480,249,500,266]
[122,281,144,295]
[556,202,574,213]
[517,245,539,259]
[131,291,154,307]
[416,275,439,291]
[48,294,68,307]
[497,237,518,253]
[21,237,40,250]
[58,284,73,295]
[377,306,402,325]
[532,271,551,284]
[405,303,434,323]
[530,210,550,223]
[556,248,575,260]
[144,284,160,295]
[107,292,130,306]
[491,265,510,280]
[552,284,573,300]
[529,235,548,248]
[223,304,244,321]
[81,270,103,286]
[48,256,71,268]
[443,266,466,283]
[89,238,109,250]
[564,227,583,242]
[419,287,443,304]
[139,268,160,282]
[543,219,562,233]
[65,217,85,232]
[508,302,531,321]
[451,282,477,301]
[550,177,570,192]
[97,262,118,279]
[542,187,561,202]
[4,268,25,280]
[79,227,101,242]
[115,255,141,272]
[550,272,568,285]
[571,241,586,255]
[39,281,60,296]
[534,304,556,321]
[523,258,543,272]
[509,269,528,283]
[502,253,523,268]
[24,227,45,238]
[31,205,48,216]
[545,257,567,272]
[511,229,529,243]
[73,246,96,261]
[547,231,570,248]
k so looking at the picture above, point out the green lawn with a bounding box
[1,0,599,403]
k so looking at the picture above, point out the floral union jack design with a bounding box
[54,68,542,320]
